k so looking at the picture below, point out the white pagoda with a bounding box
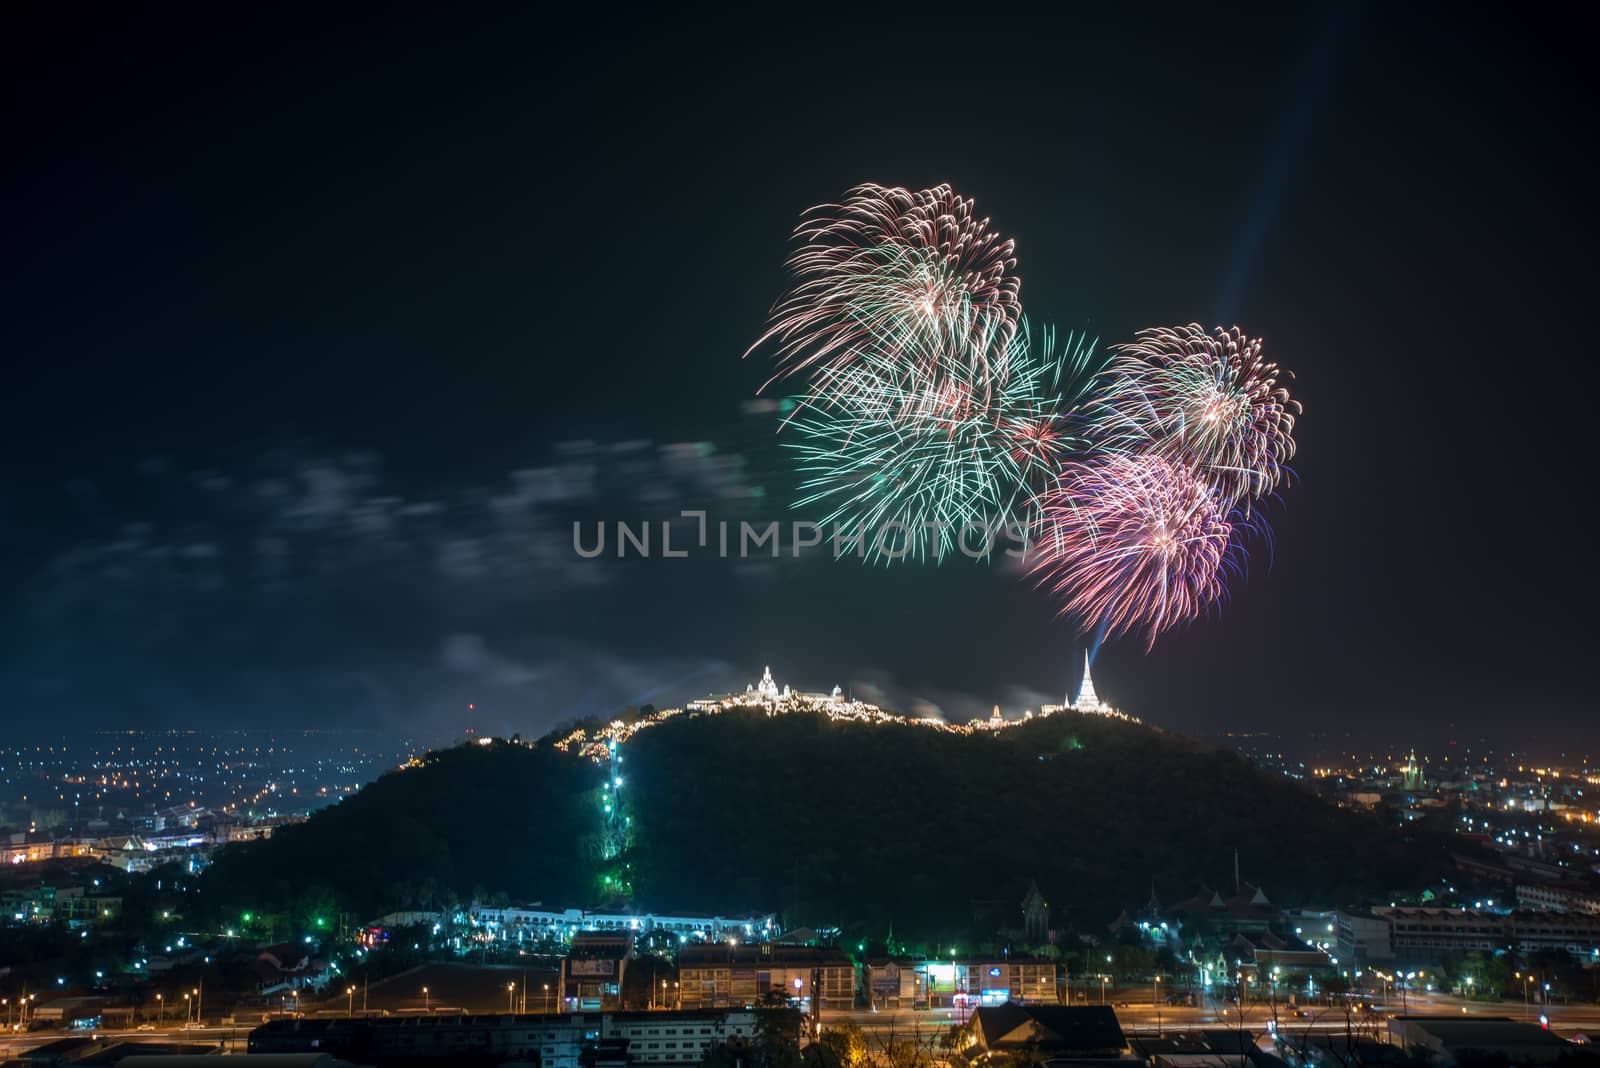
[1072,652,1104,712]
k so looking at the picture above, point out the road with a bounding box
[8,988,1600,1060]
[835,987,1600,1044]
[0,1023,247,1060]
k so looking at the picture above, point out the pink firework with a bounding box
[1029,454,1239,648]
[1100,324,1298,506]
[749,182,1022,402]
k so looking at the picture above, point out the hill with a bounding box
[199,710,1440,940]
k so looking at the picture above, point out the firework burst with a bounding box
[1098,324,1298,506]
[1028,453,1244,648]
[750,182,1021,404]
[788,319,1097,564]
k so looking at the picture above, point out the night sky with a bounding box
[3,7,1594,744]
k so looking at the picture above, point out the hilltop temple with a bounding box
[686,666,892,723]
[1040,653,1138,723]
[556,660,1138,765]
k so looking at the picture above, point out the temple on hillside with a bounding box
[1040,653,1139,722]
[1072,652,1104,712]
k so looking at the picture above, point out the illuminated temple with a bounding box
[686,666,895,723]
[1039,653,1138,722]
[554,661,1137,764]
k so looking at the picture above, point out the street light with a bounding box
[1154,975,1163,1037]
[423,986,431,1013]
[155,993,164,1027]
[348,986,357,1018]
[544,983,551,1013]
[508,982,517,1013]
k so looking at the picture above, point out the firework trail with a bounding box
[1097,324,1298,507]
[788,319,1098,564]
[749,183,1022,406]
[1028,453,1245,649]
[744,185,1306,650]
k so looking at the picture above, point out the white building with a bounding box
[252,1008,766,1068]
[1039,654,1139,723]
[468,904,774,945]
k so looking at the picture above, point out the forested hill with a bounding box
[200,709,1440,939]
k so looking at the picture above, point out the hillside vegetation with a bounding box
[200,710,1438,939]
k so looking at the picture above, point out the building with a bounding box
[863,957,923,1009]
[1506,911,1600,956]
[918,957,1057,1008]
[1073,652,1105,713]
[1388,1016,1575,1066]
[1039,654,1140,723]
[676,944,853,1011]
[1,885,121,927]
[1021,879,1051,943]
[1171,884,1281,937]
[966,1003,1132,1062]
[1372,908,1506,961]
[468,904,774,945]
[685,667,889,725]
[560,932,634,1011]
[1228,933,1335,980]
[1128,1030,1282,1068]
[1515,881,1600,916]
[1402,750,1426,792]
[0,838,94,865]
[250,1009,767,1068]
[1333,909,1396,966]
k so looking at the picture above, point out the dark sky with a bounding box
[3,6,1595,743]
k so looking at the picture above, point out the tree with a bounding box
[815,1024,867,1068]
[938,1023,971,1057]
[702,1043,746,1068]
[1109,944,1152,982]
[752,1008,803,1068]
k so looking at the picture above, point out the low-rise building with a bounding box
[1515,881,1600,916]
[1170,884,1281,938]
[677,944,853,1011]
[1372,908,1506,961]
[561,932,634,1011]
[251,1008,769,1068]
[1371,906,1600,962]
[1506,911,1600,956]
[1237,943,1336,980]
[469,903,774,944]
[1388,1015,1575,1066]
[967,1003,1132,1061]
[918,957,1057,1008]
[863,957,923,1009]
[1,885,121,927]
[1334,909,1395,966]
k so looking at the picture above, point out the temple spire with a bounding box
[1073,651,1102,712]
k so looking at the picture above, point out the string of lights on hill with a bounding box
[548,661,1138,765]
